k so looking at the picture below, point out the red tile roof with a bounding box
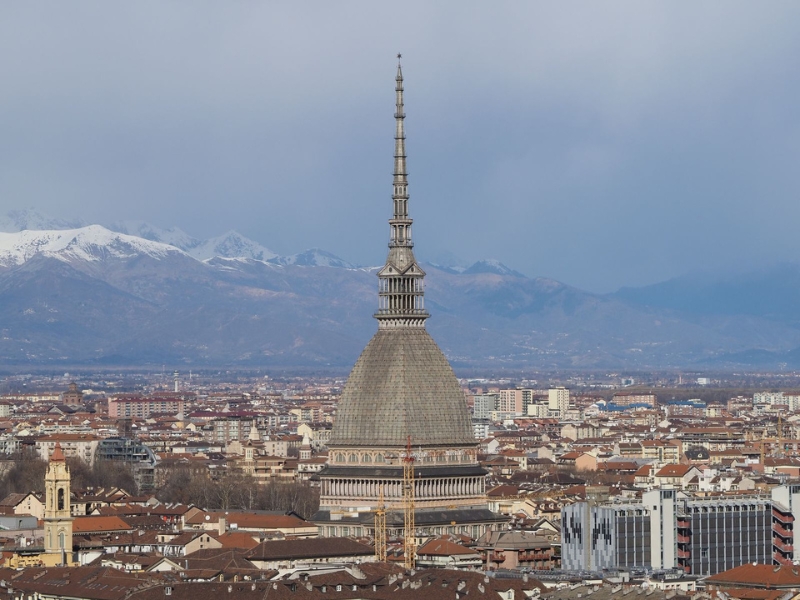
[706,563,800,589]
[72,516,132,534]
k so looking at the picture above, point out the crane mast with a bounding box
[374,485,387,562]
[403,436,416,570]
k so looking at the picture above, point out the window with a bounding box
[57,488,65,511]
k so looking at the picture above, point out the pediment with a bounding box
[378,261,425,277]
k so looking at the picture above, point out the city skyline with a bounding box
[2,3,800,292]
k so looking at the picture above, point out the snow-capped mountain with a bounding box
[0,225,185,267]
[5,211,278,263]
[1,213,800,369]
[463,259,525,277]
[188,231,277,262]
[268,248,354,268]
[111,221,277,262]
[111,220,198,251]
[0,208,86,233]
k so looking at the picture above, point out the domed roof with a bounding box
[330,328,477,448]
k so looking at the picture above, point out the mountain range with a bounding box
[1,209,800,370]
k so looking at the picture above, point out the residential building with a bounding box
[561,489,773,575]
[548,387,569,417]
[108,396,184,419]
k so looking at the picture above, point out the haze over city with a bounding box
[2,3,800,292]
[4,4,800,596]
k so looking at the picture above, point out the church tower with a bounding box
[314,59,501,540]
[44,442,73,558]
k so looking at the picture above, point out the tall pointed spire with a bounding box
[392,55,409,231]
[375,56,428,329]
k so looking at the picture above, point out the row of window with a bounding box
[333,452,469,465]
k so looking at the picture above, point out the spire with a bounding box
[50,441,65,462]
[375,55,429,329]
[393,54,409,228]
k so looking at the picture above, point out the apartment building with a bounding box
[108,396,184,419]
[612,392,657,407]
[562,489,773,576]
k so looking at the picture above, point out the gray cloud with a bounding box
[1,2,799,291]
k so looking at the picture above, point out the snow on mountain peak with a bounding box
[190,231,277,262]
[268,248,354,268]
[463,259,525,277]
[111,220,198,250]
[0,208,86,233]
[0,225,185,267]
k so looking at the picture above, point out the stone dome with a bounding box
[330,328,477,448]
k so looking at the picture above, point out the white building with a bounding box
[754,391,785,405]
[548,387,569,418]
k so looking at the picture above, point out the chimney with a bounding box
[218,517,226,535]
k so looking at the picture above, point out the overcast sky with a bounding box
[1,2,799,292]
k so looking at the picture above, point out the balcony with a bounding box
[677,534,690,544]
[677,549,691,559]
[519,552,551,561]
[677,518,690,528]
[774,523,794,539]
[773,509,795,523]
[775,552,794,566]
[774,539,794,553]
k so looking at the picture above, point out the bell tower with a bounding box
[44,442,73,558]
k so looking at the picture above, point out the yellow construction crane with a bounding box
[374,485,387,562]
[403,436,416,570]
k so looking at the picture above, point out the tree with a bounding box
[0,451,47,499]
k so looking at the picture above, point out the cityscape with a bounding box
[3,3,800,600]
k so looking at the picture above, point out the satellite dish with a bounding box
[205,515,210,521]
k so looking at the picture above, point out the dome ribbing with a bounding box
[330,328,476,447]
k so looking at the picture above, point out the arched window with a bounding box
[348,453,358,463]
[362,454,372,463]
[336,453,345,463]
[375,454,385,463]
[57,488,65,511]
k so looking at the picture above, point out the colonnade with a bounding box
[321,476,484,501]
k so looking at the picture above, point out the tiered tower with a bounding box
[314,59,501,540]
[43,442,73,558]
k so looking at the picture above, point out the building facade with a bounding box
[562,489,774,576]
[107,396,184,419]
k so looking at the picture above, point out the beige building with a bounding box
[36,434,100,466]
[548,387,569,417]
[0,491,44,519]
[642,439,681,463]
